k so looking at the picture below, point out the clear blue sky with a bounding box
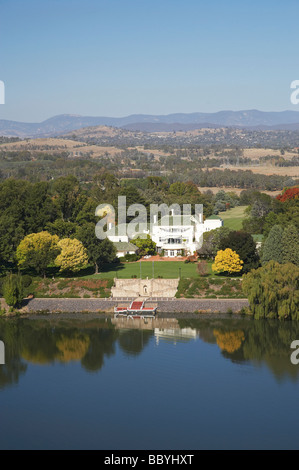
[1,0,299,121]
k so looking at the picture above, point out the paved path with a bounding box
[23,297,249,314]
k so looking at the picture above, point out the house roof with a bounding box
[113,242,138,252]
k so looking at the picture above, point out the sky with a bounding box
[1,0,299,122]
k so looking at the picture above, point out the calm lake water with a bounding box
[0,314,299,450]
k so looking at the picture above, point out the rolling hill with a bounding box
[3,110,299,137]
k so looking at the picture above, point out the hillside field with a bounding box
[219,206,248,230]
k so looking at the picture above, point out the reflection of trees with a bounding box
[0,319,156,388]
[81,328,119,372]
[0,320,27,389]
[21,324,60,364]
[2,316,299,388]
[180,317,299,381]
[212,320,299,381]
[117,329,153,356]
[213,329,245,353]
[242,321,299,381]
[19,321,119,371]
[56,333,90,362]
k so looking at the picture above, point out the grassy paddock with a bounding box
[85,261,199,279]
[219,205,248,230]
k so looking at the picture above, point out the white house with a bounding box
[106,223,129,243]
[150,213,223,257]
[106,213,223,258]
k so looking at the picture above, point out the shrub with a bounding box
[197,260,209,276]
[22,275,32,288]
[124,253,140,262]
[3,273,24,307]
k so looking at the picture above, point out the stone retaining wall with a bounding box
[24,297,249,314]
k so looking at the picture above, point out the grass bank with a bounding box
[219,205,248,230]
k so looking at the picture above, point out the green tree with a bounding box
[120,185,149,223]
[91,171,120,205]
[3,273,24,307]
[75,198,98,225]
[16,231,60,278]
[242,261,299,320]
[220,230,260,273]
[197,226,232,259]
[250,193,272,218]
[262,212,279,237]
[76,223,117,273]
[261,225,283,265]
[133,235,156,256]
[242,216,265,235]
[52,175,80,221]
[281,225,299,266]
[45,219,77,238]
[0,179,57,262]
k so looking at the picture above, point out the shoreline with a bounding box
[15,297,249,315]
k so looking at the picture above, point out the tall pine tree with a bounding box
[261,225,283,265]
[281,224,299,266]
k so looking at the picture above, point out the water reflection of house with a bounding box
[154,327,198,345]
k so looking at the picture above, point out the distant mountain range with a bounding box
[2,110,299,137]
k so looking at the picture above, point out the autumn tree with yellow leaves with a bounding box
[212,248,243,275]
[55,238,89,273]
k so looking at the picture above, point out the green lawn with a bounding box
[219,205,248,230]
[252,234,264,243]
[83,261,202,280]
